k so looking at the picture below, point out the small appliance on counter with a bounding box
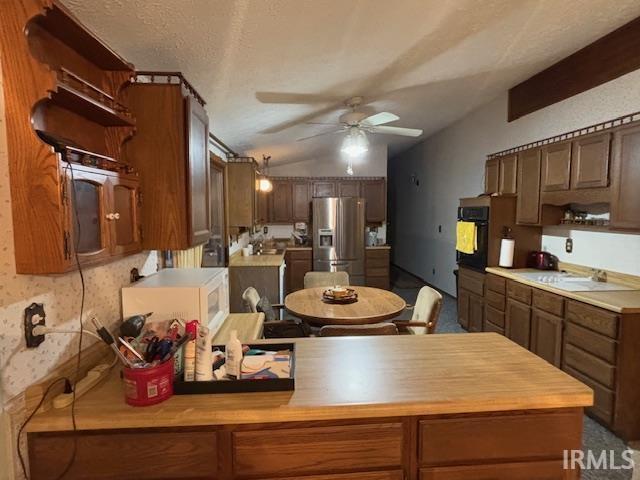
[293,222,310,246]
[366,227,378,247]
[527,251,558,271]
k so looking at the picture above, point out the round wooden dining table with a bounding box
[284,286,406,326]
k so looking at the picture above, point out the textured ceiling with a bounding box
[65,0,640,166]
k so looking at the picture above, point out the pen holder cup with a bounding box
[123,360,174,407]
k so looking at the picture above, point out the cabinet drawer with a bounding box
[420,460,574,480]
[30,430,217,480]
[264,472,404,480]
[233,422,403,477]
[566,301,618,338]
[563,343,616,389]
[485,304,505,328]
[486,274,506,294]
[419,411,581,466]
[565,322,617,364]
[532,289,564,317]
[458,268,485,296]
[366,267,389,277]
[287,249,312,260]
[506,280,532,305]
[484,318,505,335]
[485,289,505,311]
[365,249,390,260]
[563,365,614,425]
[366,257,389,269]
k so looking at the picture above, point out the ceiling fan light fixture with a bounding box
[341,127,368,157]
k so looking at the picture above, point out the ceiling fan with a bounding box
[296,96,423,145]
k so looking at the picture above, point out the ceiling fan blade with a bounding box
[296,129,343,142]
[256,92,344,105]
[305,122,342,126]
[368,125,423,137]
[361,111,399,126]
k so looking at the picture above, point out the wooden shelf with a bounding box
[35,1,132,71]
[51,81,134,127]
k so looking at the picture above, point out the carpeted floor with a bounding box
[390,266,633,480]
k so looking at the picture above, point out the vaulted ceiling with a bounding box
[66,0,640,166]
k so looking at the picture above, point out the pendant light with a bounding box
[341,126,368,157]
[258,155,273,193]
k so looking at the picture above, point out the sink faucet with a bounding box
[590,269,607,282]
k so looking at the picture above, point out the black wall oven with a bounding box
[457,206,489,271]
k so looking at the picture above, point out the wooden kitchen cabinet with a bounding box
[499,154,518,195]
[468,294,484,332]
[365,248,391,290]
[531,309,564,367]
[313,181,337,198]
[338,180,361,197]
[516,148,542,225]
[109,176,142,257]
[610,123,640,230]
[484,158,500,194]
[541,142,572,192]
[285,249,312,294]
[571,132,611,189]
[226,161,258,228]
[256,186,270,225]
[505,298,532,349]
[457,289,470,330]
[362,179,386,223]
[457,266,485,331]
[123,72,211,249]
[270,179,293,223]
[292,181,311,222]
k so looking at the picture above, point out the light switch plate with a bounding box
[566,238,573,253]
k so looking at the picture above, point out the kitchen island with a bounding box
[27,334,591,480]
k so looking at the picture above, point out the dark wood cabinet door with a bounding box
[457,289,470,330]
[498,154,517,195]
[292,181,311,222]
[256,188,270,225]
[468,294,484,333]
[571,132,611,189]
[516,148,542,225]
[338,180,361,197]
[505,299,532,349]
[109,176,141,257]
[186,96,211,245]
[227,163,256,228]
[530,309,563,367]
[313,181,336,198]
[362,179,386,223]
[270,180,292,223]
[541,142,571,192]
[484,158,499,194]
[611,124,640,230]
[285,250,312,294]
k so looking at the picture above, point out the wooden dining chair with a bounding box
[396,286,443,335]
[241,287,310,338]
[319,323,398,337]
[304,271,350,289]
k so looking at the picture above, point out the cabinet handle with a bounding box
[105,213,115,220]
[113,212,121,220]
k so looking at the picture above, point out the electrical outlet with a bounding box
[263,226,268,234]
[432,268,436,275]
[438,225,442,233]
[25,303,46,348]
[566,238,573,253]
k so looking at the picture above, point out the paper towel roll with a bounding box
[499,238,515,268]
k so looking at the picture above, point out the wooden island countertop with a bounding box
[28,333,592,433]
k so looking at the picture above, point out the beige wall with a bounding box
[0,57,157,478]
[389,69,640,296]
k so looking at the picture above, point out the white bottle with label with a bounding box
[225,330,243,379]
[195,325,213,381]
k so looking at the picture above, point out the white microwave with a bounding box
[121,268,229,334]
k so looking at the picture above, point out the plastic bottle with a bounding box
[225,330,242,379]
[183,320,199,381]
[195,325,213,381]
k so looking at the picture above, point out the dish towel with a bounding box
[456,221,477,254]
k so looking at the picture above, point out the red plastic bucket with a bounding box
[123,360,174,407]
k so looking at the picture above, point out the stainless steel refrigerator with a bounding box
[312,197,365,285]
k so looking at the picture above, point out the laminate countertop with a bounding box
[27,334,592,432]
[486,267,640,314]
[228,252,285,267]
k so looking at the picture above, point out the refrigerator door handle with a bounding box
[330,261,349,266]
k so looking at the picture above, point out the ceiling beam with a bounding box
[508,16,640,122]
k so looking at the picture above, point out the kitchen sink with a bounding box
[512,271,635,292]
[256,248,284,255]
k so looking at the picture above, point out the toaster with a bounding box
[527,251,558,270]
